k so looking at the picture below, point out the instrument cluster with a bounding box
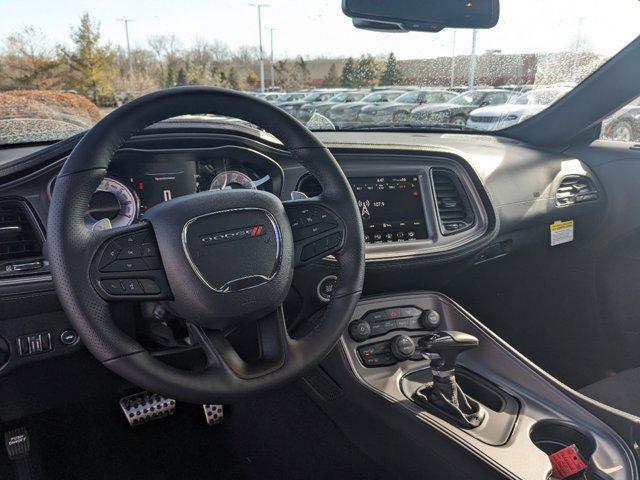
[49,147,284,230]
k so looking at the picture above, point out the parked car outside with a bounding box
[327,90,405,128]
[357,89,457,125]
[259,92,283,103]
[602,97,640,141]
[410,89,514,127]
[278,90,344,119]
[275,92,307,104]
[467,86,572,131]
[298,90,369,123]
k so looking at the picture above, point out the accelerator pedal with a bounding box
[119,392,176,427]
[202,404,224,425]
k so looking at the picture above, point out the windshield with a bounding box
[1,0,639,143]
[514,89,569,105]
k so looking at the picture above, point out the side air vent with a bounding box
[431,169,475,235]
[0,199,46,276]
[555,175,598,207]
[296,174,323,198]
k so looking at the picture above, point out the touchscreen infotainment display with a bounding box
[349,176,427,244]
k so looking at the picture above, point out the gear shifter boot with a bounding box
[413,331,486,429]
[415,373,486,428]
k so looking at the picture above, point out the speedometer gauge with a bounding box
[209,171,255,190]
[86,177,139,228]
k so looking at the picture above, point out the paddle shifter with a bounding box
[414,331,486,429]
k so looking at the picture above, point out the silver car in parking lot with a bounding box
[327,90,404,129]
[357,89,457,126]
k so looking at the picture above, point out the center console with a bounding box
[339,293,636,480]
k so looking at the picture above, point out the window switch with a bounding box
[17,337,30,356]
[40,333,52,351]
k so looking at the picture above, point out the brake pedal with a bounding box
[203,404,224,425]
[119,392,176,426]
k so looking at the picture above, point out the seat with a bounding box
[580,367,640,417]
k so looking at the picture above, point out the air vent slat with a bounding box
[432,170,475,235]
[555,176,598,207]
[0,200,44,265]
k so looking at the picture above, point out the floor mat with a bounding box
[22,384,392,480]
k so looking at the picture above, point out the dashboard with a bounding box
[0,119,609,422]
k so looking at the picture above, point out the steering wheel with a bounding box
[47,87,365,403]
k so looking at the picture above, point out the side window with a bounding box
[601,96,640,142]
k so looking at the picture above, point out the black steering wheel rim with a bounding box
[47,87,364,403]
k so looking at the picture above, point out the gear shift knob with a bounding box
[418,330,479,373]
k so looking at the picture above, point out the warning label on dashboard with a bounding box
[550,220,574,246]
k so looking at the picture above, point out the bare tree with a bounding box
[0,27,59,89]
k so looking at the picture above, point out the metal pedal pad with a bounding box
[119,391,176,427]
[203,404,224,425]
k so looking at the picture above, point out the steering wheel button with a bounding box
[301,243,316,261]
[102,259,148,272]
[326,232,341,249]
[117,231,148,247]
[101,279,124,294]
[139,279,161,295]
[143,256,162,270]
[118,245,142,259]
[99,244,121,269]
[122,279,144,294]
[141,243,156,257]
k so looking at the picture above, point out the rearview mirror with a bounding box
[343,0,500,32]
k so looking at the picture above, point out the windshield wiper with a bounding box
[339,122,477,132]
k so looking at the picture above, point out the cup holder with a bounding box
[530,421,597,479]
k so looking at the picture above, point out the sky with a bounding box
[2,0,640,61]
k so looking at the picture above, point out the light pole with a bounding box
[450,30,457,89]
[248,3,269,92]
[572,17,586,82]
[266,27,277,89]
[116,18,135,79]
[468,29,478,90]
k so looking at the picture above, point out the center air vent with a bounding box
[0,199,45,275]
[296,174,323,198]
[431,169,475,235]
[555,175,598,207]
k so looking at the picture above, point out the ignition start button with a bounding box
[317,275,337,303]
[60,330,79,346]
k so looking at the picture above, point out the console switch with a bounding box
[17,332,53,357]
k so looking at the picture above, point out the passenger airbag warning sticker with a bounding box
[550,220,574,246]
